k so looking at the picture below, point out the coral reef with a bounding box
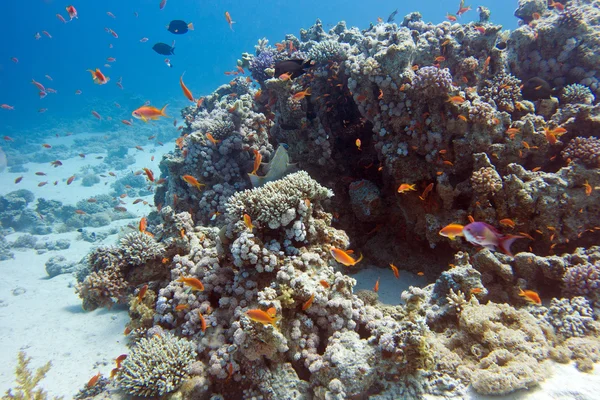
[2,352,62,400]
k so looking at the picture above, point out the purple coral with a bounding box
[412,66,454,97]
[563,262,600,302]
[561,136,600,167]
[249,49,275,83]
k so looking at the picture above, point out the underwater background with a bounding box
[2,0,600,399]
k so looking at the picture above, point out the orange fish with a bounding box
[355,138,361,151]
[446,13,457,22]
[246,309,280,326]
[180,72,194,102]
[182,174,205,190]
[250,149,262,175]
[175,304,189,311]
[132,104,169,122]
[206,133,220,145]
[548,0,564,11]
[177,276,205,291]
[243,214,254,231]
[438,223,465,240]
[137,284,148,301]
[389,263,399,279]
[330,246,363,266]
[373,277,380,292]
[87,372,101,388]
[66,5,78,20]
[139,217,148,233]
[419,182,434,200]
[142,167,154,182]
[583,181,592,196]
[417,272,425,276]
[471,288,483,294]
[198,312,207,332]
[292,88,311,100]
[225,11,235,31]
[302,294,315,311]
[518,288,541,305]
[447,95,465,104]
[75,210,86,215]
[435,56,446,62]
[87,68,110,85]
[397,183,416,194]
[474,26,485,34]
[499,218,516,228]
[42,143,52,148]
[67,175,75,185]
[319,280,330,289]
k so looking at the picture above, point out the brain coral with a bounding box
[117,332,197,397]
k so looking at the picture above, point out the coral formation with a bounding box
[2,352,61,400]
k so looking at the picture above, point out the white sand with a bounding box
[0,141,170,397]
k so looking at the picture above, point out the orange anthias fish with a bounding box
[292,88,311,100]
[132,104,169,122]
[139,217,148,233]
[518,288,541,305]
[87,372,101,388]
[206,133,220,146]
[250,149,262,175]
[499,218,516,229]
[419,183,434,200]
[397,183,416,194]
[182,174,205,189]
[389,263,400,279]
[246,308,280,327]
[330,246,363,266]
[243,214,254,230]
[87,68,110,85]
[142,167,154,182]
[198,312,207,332]
[225,11,235,31]
[373,277,380,292]
[319,280,330,288]
[180,72,194,102]
[137,284,148,301]
[302,294,315,311]
[177,276,205,291]
[438,223,465,240]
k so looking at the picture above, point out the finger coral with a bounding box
[117,332,197,397]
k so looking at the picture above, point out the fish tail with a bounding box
[160,104,170,117]
[188,22,194,30]
[355,252,364,264]
[499,234,523,256]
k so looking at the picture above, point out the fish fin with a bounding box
[141,115,148,123]
[160,104,170,117]
[355,252,364,264]
[188,22,194,30]
[499,234,523,256]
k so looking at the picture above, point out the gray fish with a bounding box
[167,20,194,34]
[387,9,398,23]
[522,77,552,101]
[274,59,312,79]
[153,41,175,56]
[248,145,296,188]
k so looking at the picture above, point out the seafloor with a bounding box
[3,0,600,399]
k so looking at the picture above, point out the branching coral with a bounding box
[544,297,597,339]
[411,66,454,97]
[480,72,522,112]
[2,352,62,400]
[117,332,197,397]
[120,232,165,266]
[471,167,503,196]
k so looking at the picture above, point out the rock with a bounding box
[45,255,77,278]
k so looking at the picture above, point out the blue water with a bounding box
[0,0,517,138]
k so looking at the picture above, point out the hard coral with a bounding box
[249,49,275,83]
[471,167,503,196]
[563,262,600,305]
[119,232,165,266]
[411,66,454,98]
[544,297,597,339]
[306,40,347,64]
[561,83,595,105]
[561,136,600,167]
[117,332,196,397]
[480,72,522,112]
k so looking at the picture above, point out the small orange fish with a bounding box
[319,280,330,288]
[447,95,465,104]
[175,304,189,311]
[225,11,235,31]
[397,183,416,194]
[139,217,148,233]
[417,272,425,276]
[302,294,315,311]
[389,263,400,279]
[474,26,485,34]
[446,13,457,22]
[330,246,363,266]
[482,56,491,72]
[142,168,154,182]
[378,89,384,100]
[518,288,541,305]
[246,308,280,326]
[435,56,446,62]
[470,288,483,294]
[198,312,207,332]
[132,104,169,122]
[373,277,380,292]
[438,223,465,240]
[177,276,205,291]
[206,133,220,145]
[292,88,311,100]
[137,284,148,301]
[419,182,434,200]
[180,72,194,102]
[42,143,52,148]
[87,68,110,85]
[355,138,362,150]
[67,175,75,185]
[182,174,205,190]
[584,180,592,196]
[499,218,516,228]
[87,372,101,388]
[549,0,564,11]
[243,214,254,230]
[250,149,262,175]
